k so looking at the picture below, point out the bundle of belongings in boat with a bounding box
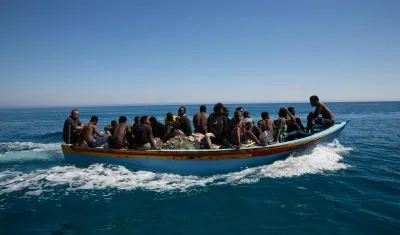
[63,97,335,150]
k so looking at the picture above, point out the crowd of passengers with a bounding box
[63,95,335,150]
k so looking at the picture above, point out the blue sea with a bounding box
[0,102,399,234]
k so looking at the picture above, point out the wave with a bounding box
[0,140,352,196]
[0,142,62,162]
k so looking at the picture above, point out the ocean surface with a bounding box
[0,102,399,234]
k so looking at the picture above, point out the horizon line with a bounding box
[0,99,399,109]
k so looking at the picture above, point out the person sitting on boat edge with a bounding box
[112,116,130,149]
[306,95,335,133]
[132,116,161,150]
[82,116,109,148]
[229,110,262,148]
[204,103,230,149]
[287,107,306,132]
[150,116,166,139]
[63,109,85,145]
[193,105,208,134]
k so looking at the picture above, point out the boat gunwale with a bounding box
[62,120,349,155]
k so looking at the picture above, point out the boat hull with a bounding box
[62,120,349,175]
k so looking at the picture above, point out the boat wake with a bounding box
[0,140,352,198]
[0,142,63,162]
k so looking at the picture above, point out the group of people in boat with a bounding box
[62,95,335,150]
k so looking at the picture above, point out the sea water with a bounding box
[0,102,399,234]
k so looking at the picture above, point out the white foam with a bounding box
[0,140,352,196]
[0,142,62,162]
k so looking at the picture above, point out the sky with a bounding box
[0,0,399,107]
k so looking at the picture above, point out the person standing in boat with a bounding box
[150,116,166,139]
[229,110,262,148]
[306,95,335,133]
[193,105,209,134]
[132,116,161,150]
[204,103,230,149]
[112,116,130,149]
[82,116,109,148]
[63,109,85,145]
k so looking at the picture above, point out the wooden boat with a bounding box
[62,120,350,175]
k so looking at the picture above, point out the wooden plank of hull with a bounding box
[62,120,349,174]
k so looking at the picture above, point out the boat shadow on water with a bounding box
[61,120,351,175]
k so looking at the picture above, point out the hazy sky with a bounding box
[0,0,399,107]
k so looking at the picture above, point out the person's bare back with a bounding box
[114,123,129,143]
[319,102,334,120]
[193,112,208,134]
[82,123,95,145]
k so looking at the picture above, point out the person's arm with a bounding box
[296,117,306,131]
[274,119,284,143]
[104,125,112,131]
[201,116,208,134]
[94,126,105,137]
[147,126,159,149]
[236,123,242,148]
[286,109,296,123]
[207,115,217,135]
[69,119,84,131]
[184,116,192,136]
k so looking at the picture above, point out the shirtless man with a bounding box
[306,95,335,133]
[193,105,208,134]
[82,116,109,148]
[257,112,275,133]
[113,116,130,149]
[228,111,261,148]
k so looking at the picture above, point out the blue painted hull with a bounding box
[63,121,349,175]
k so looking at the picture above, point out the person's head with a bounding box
[90,115,99,125]
[166,112,174,121]
[70,109,79,120]
[140,116,150,125]
[134,116,140,124]
[243,111,250,118]
[149,116,157,125]
[310,95,319,107]
[233,110,242,121]
[213,103,224,115]
[178,107,186,116]
[288,107,295,115]
[111,120,117,126]
[223,107,230,117]
[278,108,288,118]
[236,107,244,114]
[200,105,207,113]
[261,112,269,120]
[119,116,127,124]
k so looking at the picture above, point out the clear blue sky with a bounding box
[0,0,399,107]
